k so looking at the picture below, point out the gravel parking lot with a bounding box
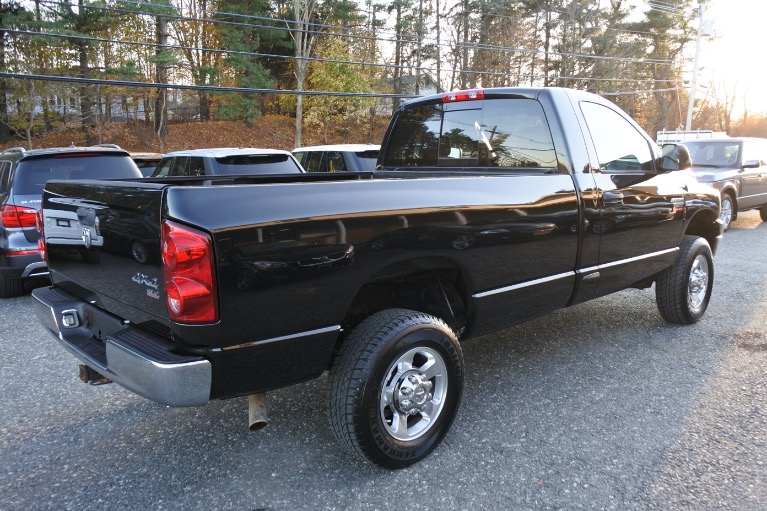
[1,211,766,510]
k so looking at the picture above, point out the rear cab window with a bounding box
[380,97,559,172]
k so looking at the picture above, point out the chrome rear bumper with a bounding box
[32,286,211,407]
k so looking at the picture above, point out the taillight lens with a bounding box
[442,89,485,103]
[37,209,47,262]
[161,220,218,324]
[2,204,38,228]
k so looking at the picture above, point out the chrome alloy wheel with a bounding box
[688,253,710,311]
[720,196,733,229]
[380,346,448,441]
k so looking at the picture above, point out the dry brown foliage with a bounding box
[1,115,389,154]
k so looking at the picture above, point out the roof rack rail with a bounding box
[91,143,122,149]
[1,147,26,155]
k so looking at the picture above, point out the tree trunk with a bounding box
[154,16,169,145]
[78,40,96,145]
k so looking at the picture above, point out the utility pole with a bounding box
[685,1,711,131]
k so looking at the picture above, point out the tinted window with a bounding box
[0,162,10,194]
[215,154,303,175]
[14,155,141,195]
[188,157,205,176]
[580,101,654,172]
[299,152,324,172]
[381,98,557,170]
[170,156,190,176]
[327,152,346,172]
[153,157,173,177]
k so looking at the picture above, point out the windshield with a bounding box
[216,154,303,175]
[15,154,141,195]
[684,141,741,169]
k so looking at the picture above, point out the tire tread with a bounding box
[327,308,462,467]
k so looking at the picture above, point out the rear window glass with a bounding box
[216,154,303,175]
[355,151,379,171]
[380,98,558,171]
[14,154,141,195]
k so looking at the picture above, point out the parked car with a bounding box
[151,148,304,177]
[292,144,380,172]
[0,145,142,297]
[683,137,767,230]
[129,152,164,177]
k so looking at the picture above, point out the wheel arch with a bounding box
[334,256,473,363]
[684,208,721,255]
[721,186,738,218]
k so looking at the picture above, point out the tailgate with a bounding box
[41,180,169,324]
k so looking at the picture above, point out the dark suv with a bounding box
[0,146,142,297]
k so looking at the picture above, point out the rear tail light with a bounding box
[37,209,47,263]
[161,220,218,324]
[442,89,484,103]
[2,204,38,228]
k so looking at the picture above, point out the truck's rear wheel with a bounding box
[655,235,713,324]
[327,308,464,468]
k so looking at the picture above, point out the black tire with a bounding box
[655,235,713,324]
[720,193,734,231]
[327,308,464,469]
[760,205,767,222]
[0,275,24,298]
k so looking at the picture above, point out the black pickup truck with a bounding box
[33,87,722,469]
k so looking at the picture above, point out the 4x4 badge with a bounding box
[82,227,92,249]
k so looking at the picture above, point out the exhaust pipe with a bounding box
[248,393,268,430]
[78,364,111,385]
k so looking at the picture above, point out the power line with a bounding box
[6,29,680,85]
[0,71,419,98]
[34,0,674,66]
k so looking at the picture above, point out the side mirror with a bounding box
[659,143,691,172]
[743,159,760,169]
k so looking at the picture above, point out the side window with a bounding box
[741,141,760,166]
[303,152,324,172]
[188,157,205,176]
[327,152,346,172]
[580,101,654,172]
[153,158,173,177]
[0,162,11,195]
[170,156,189,176]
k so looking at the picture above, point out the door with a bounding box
[579,100,686,298]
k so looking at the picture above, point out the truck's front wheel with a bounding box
[327,308,464,469]
[655,235,713,324]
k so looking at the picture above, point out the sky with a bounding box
[694,0,765,114]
